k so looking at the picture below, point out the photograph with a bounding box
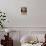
[21,7,27,15]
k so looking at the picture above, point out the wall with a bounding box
[0,0,46,27]
[0,0,46,46]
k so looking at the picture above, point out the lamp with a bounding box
[5,29,9,33]
[5,29,10,37]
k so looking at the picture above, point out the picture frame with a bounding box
[21,7,27,15]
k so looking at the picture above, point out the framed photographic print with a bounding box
[21,7,27,15]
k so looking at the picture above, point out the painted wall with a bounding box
[0,0,46,27]
[0,0,46,46]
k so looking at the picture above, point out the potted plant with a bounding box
[0,10,6,28]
